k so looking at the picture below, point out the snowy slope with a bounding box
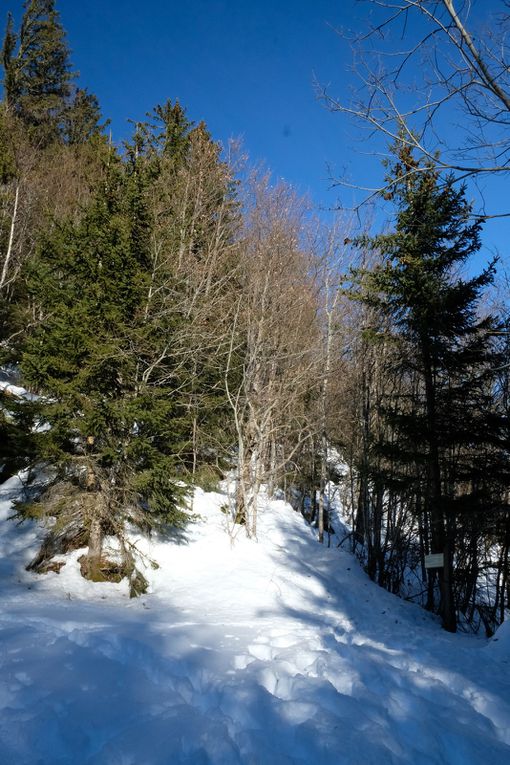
[1,476,509,765]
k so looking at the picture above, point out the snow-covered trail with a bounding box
[1,478,509,765]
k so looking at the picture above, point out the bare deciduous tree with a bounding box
[321,0,510,212]
[226,173,321,538]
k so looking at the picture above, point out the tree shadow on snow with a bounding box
[248,509,510,765]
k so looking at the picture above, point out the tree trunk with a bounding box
[84,515,104,582]
[267,437,277,498]
[0,182,20,290]
[422,345,456,632]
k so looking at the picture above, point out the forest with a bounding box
[1,0,510,640]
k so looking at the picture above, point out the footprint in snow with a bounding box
[248,643,273,661]
[233,654,255,670]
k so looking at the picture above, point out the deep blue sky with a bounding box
[53,0,360,211]
[6,0,509,261]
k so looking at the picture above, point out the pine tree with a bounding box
[354,149,507,631]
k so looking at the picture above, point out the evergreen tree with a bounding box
[0,105,33,437]
[0,4,104,477]
[0,388,38,482]
[2,0,72,143]
[63,87,103,145]
[140,101,241,484]
[1,12,17,105]
[19,151,191,593]
[354,148,508,631]
[1,1,101,146]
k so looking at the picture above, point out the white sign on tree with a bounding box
[425,553,444,569]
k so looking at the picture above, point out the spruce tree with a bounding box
[354,148,507,632]
[7,94,239,590]
[19,150,191,593]
[1,13,17,105]
[63,87,103,145]
[141,101,241,484]
[1,1,101,146]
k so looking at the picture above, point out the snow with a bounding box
[488,619,510,661]
[1,477,510,764]
[0,379,38,401]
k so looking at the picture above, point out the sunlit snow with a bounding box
[0,476,509,764]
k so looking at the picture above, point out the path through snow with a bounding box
[0,477,509,764]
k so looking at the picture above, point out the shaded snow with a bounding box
[488,619,510,661]
[0,380,38,401]
[0,477,509,764]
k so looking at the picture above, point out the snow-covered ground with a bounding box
[1,476,509,765]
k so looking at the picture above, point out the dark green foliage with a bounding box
[0,1,260,602]
[135,100,240,475]
[3,0,72,143]
[64,87,104,145]
[0,389,38,482]
[360,165,503,499]
[353,148,509,630]
[13,96,241,586]
[148,100,194,165]
[0,104,26,366]
[19,150,192,585]
[10,94,240,593]
[1,13,17,109]
[1,1,102,145]
[0,103,17,183]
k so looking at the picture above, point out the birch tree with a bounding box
[227,174,320,537]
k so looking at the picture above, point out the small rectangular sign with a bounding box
[425,553,444,569]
